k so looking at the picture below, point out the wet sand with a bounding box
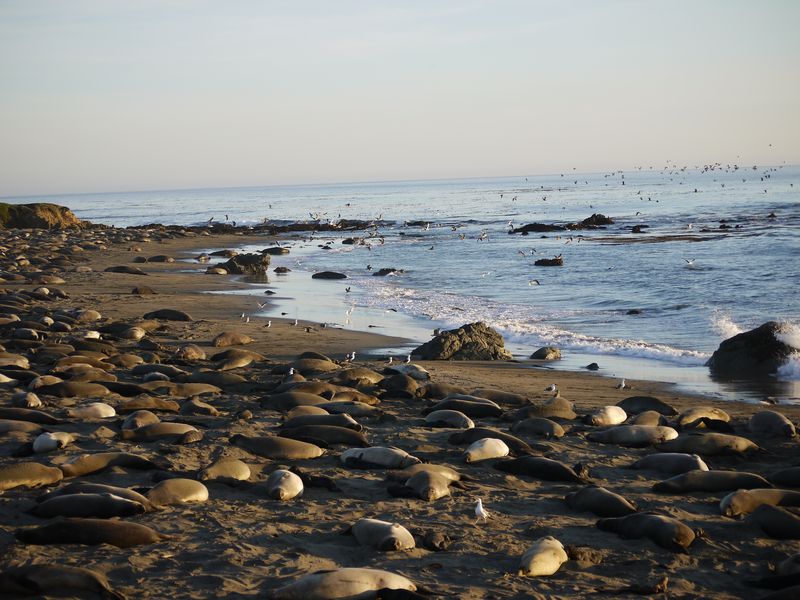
[1,225,799,599]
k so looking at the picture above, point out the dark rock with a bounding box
[274,266,291,274]
[630,225,648,234]
[531,346,561,360]
[584,363,600,371]
[209,249,238,257]
[219,253,271,277]
[510,223,565,234]
[374,268,403,277]
[311,271,347,280]
[412,321,513,361]
[262,247,289,255]
[342,238,357,245]
[148,255,175,263]
[626,309,642,315]
[707,321,798,377]
[534,256,563,267]
[578,213,614,227]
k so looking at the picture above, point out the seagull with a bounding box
[528,279,540,286]
[406,354,412,363]
[287,367,295,376]
[387,356,393,364]
[345,287,351,293]
[240,312,246,319]
[616,378,627,389]
[684,258,696,266]
[245,316,250,324]
[687,223,693,230]
[257,301,269,308]
[266,320,271,328]
[474,498,489,524]
[544,383,557,393]
[292,319,298,326]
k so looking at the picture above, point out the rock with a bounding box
[534,256,563,267]
[219,253,271,277]
[374,268,403,277]
[578,213,614,227]
[262,246,289,255]
[0,203,85,229]
[274,266,291,274]
[626,309,642,315]
[412,322,513,361]
[105,265,148,275]
[311,271,347,279]
[584,363,600,371]
[706,321,799,377]
[530,346,561,360]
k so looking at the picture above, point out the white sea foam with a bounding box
[777,353,800,381]
[355,278,709,366]
[776,323,800,350]
[711,313,744,339]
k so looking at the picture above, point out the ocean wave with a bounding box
[777,353,800,382]
[711,313,744,339]
[776,322,800,350]
[354,278,709,366]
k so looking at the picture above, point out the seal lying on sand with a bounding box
[596,512,696,552]
[270,567,417,599]
[0,563,126,600]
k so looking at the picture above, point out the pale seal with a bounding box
[264,469,304,501]
[518,536,568,576]
[349,518,416,551]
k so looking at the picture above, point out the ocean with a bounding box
[7,164,799,402]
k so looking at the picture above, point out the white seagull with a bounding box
[544,383,558,393]
[406,354,412,364]
[616,378,627,389]
[474,498,489,524]
[266,320,271,328]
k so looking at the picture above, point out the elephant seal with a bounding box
[230,434,324,459]
[565,485,637,517]
[37,381,110,398]
[286,405,329,418]
[386,463,467,484]
[494,456,588,483]
[59,452,160,477]
[0,419,42,433]
[16,517,170,548]
[0,462,63,491]
[261,392,329,411]
[677,406,731,427]
[630,453,709,475]
[769,467,800,487]
[29,493,146,518]
[511,417,565,438]
[349,518,415,551]
[587,425,678,447]
[212,331,253,347]
[421,399,502,419]
[37,482,154,511]
[264,469,304,500]
[425,409,474,429]
[616,396,677,416]
[470,387,526,405]
[199,457,251,483]
[596,512,696,552]
[653,469,772,493]
[147,478,209,506]
[32,432,75,453]
[587,406,627,426]
[518,536,568,576]
[270,567,416,599]
[721,488,800,517]
[278,424,368,447]
[657,432,761,456]
[503,396,578,421]
[421,382,467,399]
[122,410,161,430]
[748,504,800,539]
[387,471,455,501]
[449,427,539,456]
[0,563,125,600]
[749,410,796,437]
[464,438,509,463]
[341,447,421,469]
[0,407,62,424]
[626,411,668,426]
[67,402,116,419]
[121,422,198,442]
[281,413,361,431]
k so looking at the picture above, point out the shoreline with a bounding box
[2,224,800,599]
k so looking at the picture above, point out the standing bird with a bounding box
[387,356,393,365]
[544,383,558,393]
[266,320,272,328]
[475,498,489,524]
[406,354,412,364]
[616,378,627,389]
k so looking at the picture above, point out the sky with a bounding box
[1,0,798,196]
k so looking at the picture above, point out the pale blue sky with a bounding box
[1,0,798,195]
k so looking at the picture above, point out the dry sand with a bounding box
[1,226,799,599]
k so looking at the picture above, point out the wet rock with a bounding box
[707,321,798,377]
[531,346,561,360]
[412,322,513,361]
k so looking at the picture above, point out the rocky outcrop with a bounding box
[531,346,561,360]
[706,321,798,377]
[510,214,614,235]
[534,256,563,266]
[219,253,271,277]
[312,271,347,279]
[412,322,513,361]
[0,203,85,229]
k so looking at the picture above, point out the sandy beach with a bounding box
[1,224,799,599]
